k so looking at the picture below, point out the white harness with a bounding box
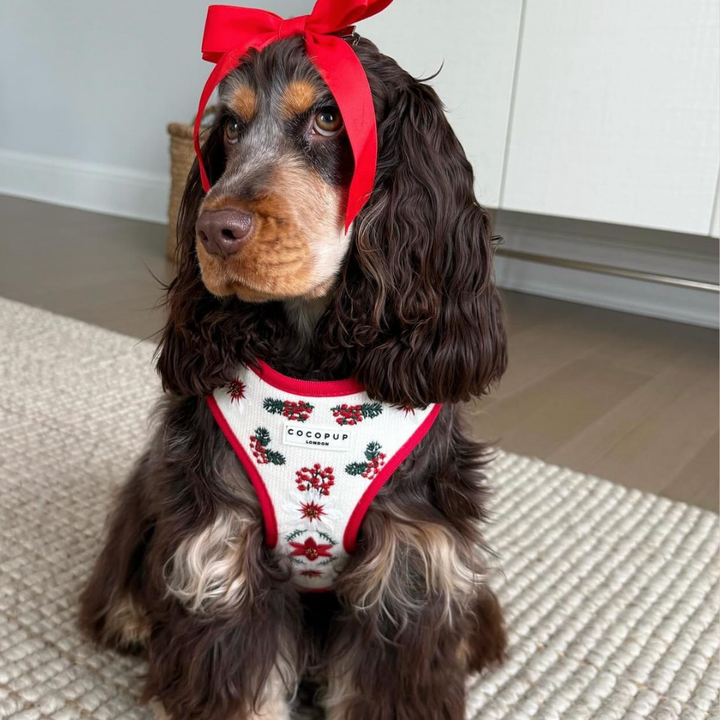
[208,361,441,591]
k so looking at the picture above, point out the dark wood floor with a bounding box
[0,195,171,339]
[1,194,717,511]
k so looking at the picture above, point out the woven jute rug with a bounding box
[0,297,717,720]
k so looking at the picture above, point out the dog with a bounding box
[80,30,508,720]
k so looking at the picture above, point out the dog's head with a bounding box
[160,36,507,406]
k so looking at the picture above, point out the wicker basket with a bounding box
[166,108,216,259]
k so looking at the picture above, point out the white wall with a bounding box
[0,0,517,220]
[0,0,309,175]
[362,0,523,207]
[0,0,311,220]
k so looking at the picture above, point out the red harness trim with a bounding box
[207,394,280,547]
[342,403,441,553]
[249,360,365,397]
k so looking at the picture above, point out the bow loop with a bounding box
[202,6,282,59]
[277,15,308,40]
[308,0,394,33]
[194,0,396,229]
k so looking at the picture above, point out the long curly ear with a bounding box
[157,124,265,397]
[321,51,507,407]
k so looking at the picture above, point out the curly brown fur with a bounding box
[80,35,507,720]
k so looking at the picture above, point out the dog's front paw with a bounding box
[465,588,507,672]
[80,589,150,655]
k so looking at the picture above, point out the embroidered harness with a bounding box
[207,362,441,591]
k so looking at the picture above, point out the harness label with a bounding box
[282,423,352,452]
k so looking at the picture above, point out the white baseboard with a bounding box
[0,149,169,224]
[494,211,719,329]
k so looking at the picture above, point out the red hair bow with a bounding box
[195,0,394,231]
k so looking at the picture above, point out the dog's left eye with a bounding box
[313,108,343,137]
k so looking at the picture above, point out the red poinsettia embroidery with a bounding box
[263,397,314,422]
[289,536,333,562]
[331,402,383,426]
[345,442,386,480]
[295,464,335,495]
[299,569,324,578]
[299,500,326,522]
[249,427,285,465]
[227,378,246,403]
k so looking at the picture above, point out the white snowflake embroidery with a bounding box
[282,489,341,534]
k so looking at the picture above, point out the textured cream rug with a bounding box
[0,297,717,720]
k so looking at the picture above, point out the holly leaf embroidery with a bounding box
[360,402,383,419]
[265,449,286,466]
[345,461,369,476]
[254,427,271,446]
[263,398,285,415]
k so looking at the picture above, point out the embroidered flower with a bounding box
[227,378,246,403]
[283,492,340,534]
[295,463,335,495]
[289,536,334,562]
[299,500,326,522]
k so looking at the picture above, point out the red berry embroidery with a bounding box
[331,402,383,426]
[295,464,335,495]
[227,378,246,403]
[249,427,285,465]
[289,536,333,562]
[263,397,314,422]
[332,403,362,426]
[345,442,386,480]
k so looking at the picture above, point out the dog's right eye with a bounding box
[313,108,343,137]
[224,118,241,143]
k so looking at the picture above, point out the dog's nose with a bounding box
[196,209,254,258]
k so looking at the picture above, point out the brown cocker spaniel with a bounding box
[80,32,508,720]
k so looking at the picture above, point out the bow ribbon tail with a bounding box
[194,32,280,192]
[305,33,377,231]
[193,51,242,192]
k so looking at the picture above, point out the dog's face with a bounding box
[196,39,354,302]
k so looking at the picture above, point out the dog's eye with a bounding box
[313,108,343,137]
[224,118,241,143]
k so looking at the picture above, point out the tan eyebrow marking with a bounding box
[230,85,257,123]
[279,80,319,120]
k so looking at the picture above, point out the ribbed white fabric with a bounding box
[0,297,717,720]
[209,363,439,590]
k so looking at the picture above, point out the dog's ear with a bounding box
[157,123,262,396]
[321,54,507,407]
